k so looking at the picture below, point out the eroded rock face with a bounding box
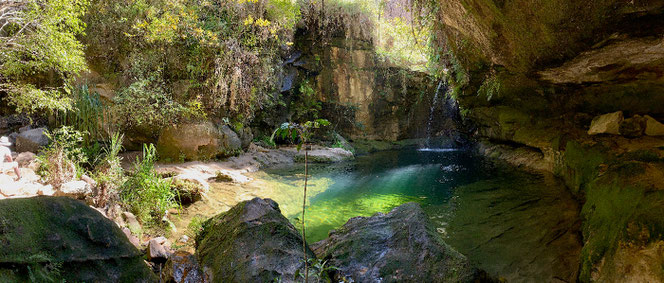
[156,122,242,161]
[0,196,155,282]
[311,203,487,282]
[588,111,623,135]
[195,198,314,282]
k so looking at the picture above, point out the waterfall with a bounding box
[423,81,445,149]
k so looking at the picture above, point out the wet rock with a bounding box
[645,115,664,136]
[156,122,242,161]
[619,115,647,138]
[588,111,623,135]
[164,251,206,283]
[55,180,92,199]
[195,198,314,282]
[311,203,487,282]
[15,152,35,167]
[0,196,156,282]
[147,239,170,263]
[15,128,48,153]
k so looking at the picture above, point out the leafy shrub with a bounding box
[85,0,301,128]
[120,143,177,225]
[54,85,108,141]
[291,80,322,122]
[0,0,89,115]
[38,127,87,188]
[93,133,125,207]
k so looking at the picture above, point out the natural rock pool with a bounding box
[178,148,582,281]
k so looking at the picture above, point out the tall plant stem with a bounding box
[302,146,309,282]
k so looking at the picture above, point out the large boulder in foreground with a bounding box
[156,122,242,161]
[311,203,489,282]
[0,196,155,282]
[195,198,314,282]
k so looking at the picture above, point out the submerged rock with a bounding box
[195,197,314,282]
[311,203,489,282]
[293,147,354,163]
[163,251,206,283]
[588,111,623,135]
[0,196,155,282]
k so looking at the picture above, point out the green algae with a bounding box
[579,163,664,282]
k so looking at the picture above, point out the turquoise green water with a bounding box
[259,148,581,281]
[262,148,490,242]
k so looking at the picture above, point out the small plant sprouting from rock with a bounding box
[272,119,330,282]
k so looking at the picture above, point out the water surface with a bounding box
[178,148,581,281]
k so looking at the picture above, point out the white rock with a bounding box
[644,115,664,136]
[588,111,623,135]
[38,184,55,196]
[56,180,92,199]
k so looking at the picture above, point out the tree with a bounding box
[0,0,89,114]
[272,118,330,282]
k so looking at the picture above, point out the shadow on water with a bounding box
[262,148,582,282]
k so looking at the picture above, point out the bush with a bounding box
[120,143,177,225]
[84,0,301,129]
[37,127,87,188]
[0,0,89,115]
[93,133,125,207]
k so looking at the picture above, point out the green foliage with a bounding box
[93,133,125,206]
[186,215,207,239]
[120,143,177,225]
[27,261,63,283]
[271,119,331,150]
[112,71,186,131]
[477,76,501,101]
[301,0,432,71]
[296,258,337,283]
[38,126,87,188]
[55,85,107,141]
[291,80,322,122]
[85,0,301,127]
[0,0,89,115]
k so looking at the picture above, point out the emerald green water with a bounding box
[259,148,582,281]
[263,148,489,242]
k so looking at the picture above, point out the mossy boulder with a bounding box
[0,196,156,282]
[311,203,491,282]
[156,122,242,161]
[195,198,315,282]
